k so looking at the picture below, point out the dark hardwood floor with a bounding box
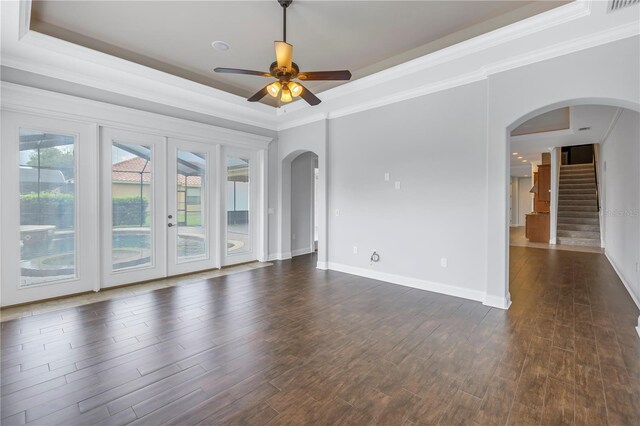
[1,248,639,425]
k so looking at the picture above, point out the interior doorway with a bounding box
[506,102,640,321]
[507,105,625,254]
[290,151,319,257]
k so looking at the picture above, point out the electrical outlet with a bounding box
[353,246,358,254]
[384,172,390,181]
[395,181,401,190]
[441,258,448,268]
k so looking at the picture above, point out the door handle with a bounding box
[168,223,175,228]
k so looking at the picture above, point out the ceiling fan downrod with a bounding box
[278,0,292,42]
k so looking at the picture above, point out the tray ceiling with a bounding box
[30,1,569,107]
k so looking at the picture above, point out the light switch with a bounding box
[353,246,358,254]
[335,209,340,217]
[395,181,401,190]
[441,258,448,268]
[384,172,390,181]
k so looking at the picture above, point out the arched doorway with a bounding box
[486,90,640,311]
[290,151,319,257]
[505,99,640,334]
[277,148,327,268]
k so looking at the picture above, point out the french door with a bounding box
[166,138,217,276]
[101,128,219,287]
[1,116,258,305]
[101,128,167,287]
[1,111,99,306]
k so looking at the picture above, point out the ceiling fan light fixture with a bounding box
[280,85,293,103]
[288,82,302,97]
[267,81,282,97]
[213,0,351,106]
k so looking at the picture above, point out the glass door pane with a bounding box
[19,130,76,286]
[111,143,153,271]
[176,149,207,262]
[226,156,251,255]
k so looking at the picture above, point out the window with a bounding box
[19,129,76,286]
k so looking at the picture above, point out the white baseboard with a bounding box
[637,316,640,339]
[484,294,512,310]
[267,252,292,261]
[326,262,485,303]
[291,247,314,257]
[316,261,328,270]
[604,251,640,310]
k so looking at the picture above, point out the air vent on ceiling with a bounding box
[608,0,639,12]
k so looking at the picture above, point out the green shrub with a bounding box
[20,192,149,228]
[112,196,149,226]
[20,192,75,229]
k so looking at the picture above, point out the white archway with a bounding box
[490,97,640,310]
[279,149,320,260]
[276,119,328,268]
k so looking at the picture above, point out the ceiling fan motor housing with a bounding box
[270,61,299,80]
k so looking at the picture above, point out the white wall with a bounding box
[318,36,638,308]
[600,109,640,308]
[291,152,317,256]
[327,82,488,301]
[268,139,279,257]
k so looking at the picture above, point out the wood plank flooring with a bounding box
[1,248,639,425]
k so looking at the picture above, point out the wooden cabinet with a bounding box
[538,164,550,202]
[526,213,550,243]
[534,164,551,212]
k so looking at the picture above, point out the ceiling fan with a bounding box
[214,0,351,106]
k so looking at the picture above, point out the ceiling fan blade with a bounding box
[274,41,293,71]
[214,68,271,77]
[247,85,270,102]
[297,70,352,81]
[297,83,321,106]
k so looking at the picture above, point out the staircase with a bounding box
[557,163,601,247]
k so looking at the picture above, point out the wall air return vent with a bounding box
[608,0,639,12]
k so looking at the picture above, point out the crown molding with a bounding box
[3,1,638,133]
[328,71,487,121]
[1,82,273,149]
[278,0,593,117]
[276,113,328,132]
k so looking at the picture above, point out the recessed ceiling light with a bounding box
[522,160,527,163]
[512,152,518,155]
[517,156,523,159]
[212,41,230,51]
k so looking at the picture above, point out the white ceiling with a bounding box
[511,107,570,136]
[30,0,567,107]
[510,105,620,177]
